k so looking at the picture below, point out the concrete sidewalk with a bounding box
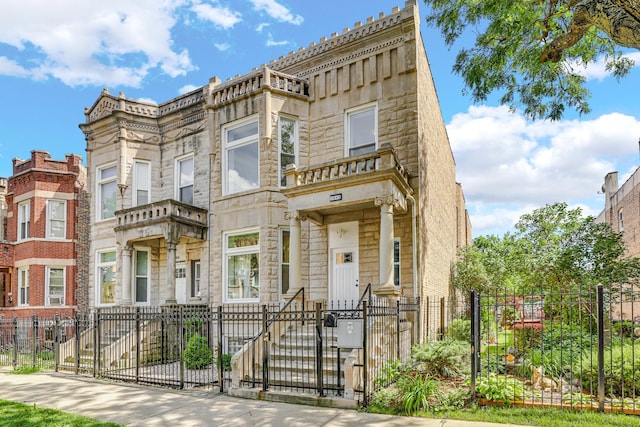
[1,370,525,427]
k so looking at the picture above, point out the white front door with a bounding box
[331,247,359,303]
[329,222,359,304]
[176,262,187,304]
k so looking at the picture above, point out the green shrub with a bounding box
[217,353,232,371]
[411,339,470,378]
[374,359,403,387]
[575,342,640,397]
[397,373,440,414]
[513,325,542,353]
[473,374,527,404]
[369,386,401,410]
[447,318,471,342]
[481,354,506,375]
[184,334,213,369]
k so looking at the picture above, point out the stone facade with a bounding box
[80,0,471,340]
[0,150,88,317]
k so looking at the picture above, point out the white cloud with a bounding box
[256,23,270,32]
[266,33,288,47]
[178,84,200,94]
[0,0,195,87]
[190,2,241,29]
[214,43,230,51]
[449,105,640,235]
[0,56,31,77]
[249,0,303,25]
[569,52,640,81]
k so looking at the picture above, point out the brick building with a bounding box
[80,1,471,340]
[0,150,88,318]
[0,178,11,309]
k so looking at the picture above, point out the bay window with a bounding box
[224,118,259,194]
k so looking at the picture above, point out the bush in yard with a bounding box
[410,339,470,378]
[184,334,213,369]
[397,373,441,414]
[575,342,640,397]
[447,318,471,342]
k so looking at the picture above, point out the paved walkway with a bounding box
[0,370,526,427]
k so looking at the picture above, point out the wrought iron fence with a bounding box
[470,285,640,415]
[0,294,420,404]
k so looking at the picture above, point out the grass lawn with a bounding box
[0,400,121,427]
[415,406,640,427]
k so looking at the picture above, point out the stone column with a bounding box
[120,245,132,305]
[375,195,399,296]
[285,210,304,298]
[165,241,178,304]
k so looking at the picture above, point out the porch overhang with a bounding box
[114,199,208,245]
[282,143,413,224]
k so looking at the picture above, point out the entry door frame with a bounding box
[328,221,359,304]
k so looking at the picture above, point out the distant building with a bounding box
[80,0,471,340]
[0,150,88,318]
[598,168,640,322]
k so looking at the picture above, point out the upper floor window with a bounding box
[47,199,66,239]
[619,208,624,232]
[46,266,65,306]
[17,201,30,240]
[176,156,194,205]
[346,103,377,156]
[97,165,117,221]
[393,238,401,287]
[18,267,29,306]
[133,161,150,206]
[224,118,259,195]
[279,117,297,187]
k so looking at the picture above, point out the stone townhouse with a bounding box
[0,150,89,318]
[80,0,471,340]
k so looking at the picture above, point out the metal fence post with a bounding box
[415,296,421,345]
[75,314,81,374]
[217,305,224,393]
[439,297,445,340]
[12,317,18,367]
[362,300,368,406]
[32,314,38,368]
[470,291,480,403]
[597,284,605,413]
[54,314,60,372]
[94,309,100,378]
[315,302,324,397]
[396,299,401,360]
[135,306,141,383]
[179,306,185,390]
[262,304,269,392]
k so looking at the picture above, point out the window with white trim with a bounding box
[191,260,201,298]
[393,238,401,287]
[18,201,30,240]
[279,117,297,187]
[47,199,66,239]
[224,118,259,194]
[133,160,150,206]
[134,249,149,304]
[280,229,290,296]
[97,250,116,305]
[225,230,260,301]
[346,104,377,156]
[97,165,117,220]
[176,156,194,205]
[18,267,29,306]
[47,266,65,306]
[619,208,624,232]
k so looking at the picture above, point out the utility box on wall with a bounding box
[337,318,363,348]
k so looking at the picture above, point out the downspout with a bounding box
[405,193,418,297]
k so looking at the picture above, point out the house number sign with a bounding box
[329,193,342,202]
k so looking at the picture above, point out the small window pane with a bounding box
[228,121,259,142]
[228,232,259,248]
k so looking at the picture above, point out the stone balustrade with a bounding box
[115,199,208,229]
[286,143,410,188]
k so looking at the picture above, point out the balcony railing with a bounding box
[285,143,411,188]
[115,199,208,230]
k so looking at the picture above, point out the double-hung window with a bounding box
[225,230,260,301]
[18,201,30,240]
[224,118,259,194]
[191,260,201,298]
[346,104,377,156]
[393,238,401,287]
[98,165,117,220]
[97,250,116,305]
[134,250,149,304]
[279,229,290,296]
[176,156,194,205]
[133,161,150,206]
[18,267,29,306]
[47,266,65,306]
[47,199,66,239]
[279,117,297,187]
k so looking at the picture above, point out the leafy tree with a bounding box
[452,202,640,296]
[424,0,640,120]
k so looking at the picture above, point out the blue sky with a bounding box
[1,0,639,237]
